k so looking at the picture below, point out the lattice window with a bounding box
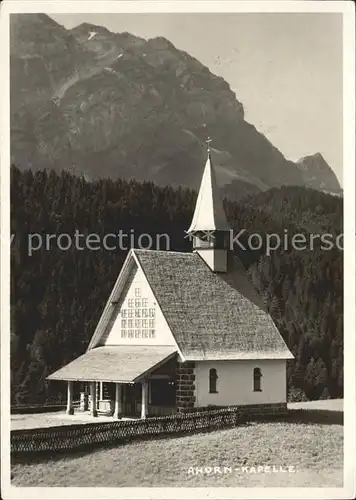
[120,290,156,340]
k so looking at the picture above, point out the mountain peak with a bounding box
[297,152,326,164]
[147,36,176,50]
[296,153,341,193]
[70,22,113,36]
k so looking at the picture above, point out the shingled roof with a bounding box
[134,249,293,360]
[47,345,177,383]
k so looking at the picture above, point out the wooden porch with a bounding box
[65,356,178,419]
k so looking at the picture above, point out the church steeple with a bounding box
[187,138,231,272]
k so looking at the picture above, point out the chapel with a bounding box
[48,141,293,418]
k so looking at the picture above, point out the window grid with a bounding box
[120,297,156,339]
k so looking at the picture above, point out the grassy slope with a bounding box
[288,399,343,411]
[12,421,343,487]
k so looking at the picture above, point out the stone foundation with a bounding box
[176,361,196,413]
[180,402,288,417]
[243,402,288,417]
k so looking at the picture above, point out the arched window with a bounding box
[209,368,218,393]
[253,368,262,392]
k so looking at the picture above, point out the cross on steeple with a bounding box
[206,136,212,153]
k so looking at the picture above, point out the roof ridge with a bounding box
[133,248,194,257]
[99,344,177,348]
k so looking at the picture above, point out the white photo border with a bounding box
[1,1,355,499]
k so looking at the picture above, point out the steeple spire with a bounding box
[187,138,230,233]
[187,138,231,272]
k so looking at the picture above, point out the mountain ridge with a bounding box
[10,14,342,200]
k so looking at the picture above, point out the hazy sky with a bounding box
[52,13,343,184]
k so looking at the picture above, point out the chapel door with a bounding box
[124,384,141,417]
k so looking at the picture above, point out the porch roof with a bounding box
[47,345,177,383]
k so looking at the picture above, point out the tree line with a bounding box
[10,166,343,404]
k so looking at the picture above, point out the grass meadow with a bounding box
[11,416,343,487]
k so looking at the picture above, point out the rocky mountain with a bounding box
[10,14,341,199]
[296,153,342,194]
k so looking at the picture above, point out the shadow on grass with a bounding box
[252,408,343,426]
[11,409,342,466]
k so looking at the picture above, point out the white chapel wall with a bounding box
[103,265,176,347]
[195,359,286,407]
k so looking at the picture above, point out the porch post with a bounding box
[66,380,74,415]
[114,383,122,419]
[99,381,103,400]
[90,381,98,417]
[83,384,89,411]
[141,380,148,419]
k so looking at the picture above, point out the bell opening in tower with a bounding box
[192,230,229,251]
